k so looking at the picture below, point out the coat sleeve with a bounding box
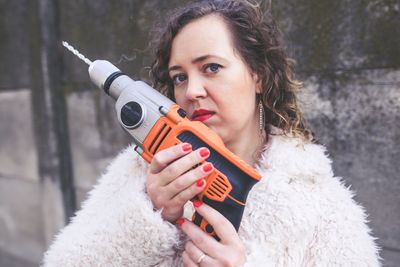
[42,146,184,267]
[239,137,381,266]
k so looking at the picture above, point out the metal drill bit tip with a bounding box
[62,41,92,65]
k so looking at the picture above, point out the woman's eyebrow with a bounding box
[192,54,228,64]
[168,54,228,72]
[168,65,182,72]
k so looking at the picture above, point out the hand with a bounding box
[146,143,214,223]
[178,201,246,267]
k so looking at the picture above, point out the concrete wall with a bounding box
[0,0,398,266]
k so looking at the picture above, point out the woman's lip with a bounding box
[192,113,214,122]
[192,109,213,116]
[192,109,214,120]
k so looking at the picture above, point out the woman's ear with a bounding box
[253,73,262,94]
[256,81,262,94]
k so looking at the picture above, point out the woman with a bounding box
[43,0,380,266]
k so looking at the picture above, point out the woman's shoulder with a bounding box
[81,145,149,206]
[246,127,380,264]
[254,126,373,235]
[256,126,356,208]
[105,144,148,175]
[96,144,148,185]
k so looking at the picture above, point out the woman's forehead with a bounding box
[169,15,237,66]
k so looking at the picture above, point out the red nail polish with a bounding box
[203,163,213,172]
[196,179,204,187]
[193,200,203,208]
[176,218,185,226]
[182,143,192,152]
[200,148,210,157]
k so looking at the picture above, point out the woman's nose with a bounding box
[185,76,207,100]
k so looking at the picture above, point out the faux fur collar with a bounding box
[256,126,334,182]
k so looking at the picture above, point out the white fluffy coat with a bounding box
[42,130,380,266]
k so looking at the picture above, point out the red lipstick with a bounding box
[192,109,215,122]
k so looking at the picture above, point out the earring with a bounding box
[258,99,265,135]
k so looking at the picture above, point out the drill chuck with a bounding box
[88,60,126,99]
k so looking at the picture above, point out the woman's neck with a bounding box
[225,126,267,167]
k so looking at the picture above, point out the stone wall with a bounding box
[0,0,398,266]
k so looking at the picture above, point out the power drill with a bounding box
[62,42,262,237]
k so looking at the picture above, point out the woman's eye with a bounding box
[172,74,187,85]
[204,63,222,73]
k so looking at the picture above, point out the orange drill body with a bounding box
[142,104,261,236]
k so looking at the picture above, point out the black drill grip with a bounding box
[178,131,258,234]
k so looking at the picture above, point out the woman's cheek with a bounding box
[174,93,186,108]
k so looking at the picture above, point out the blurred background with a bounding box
[0,0,399,266]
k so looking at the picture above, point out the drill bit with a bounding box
[62,41,92,65]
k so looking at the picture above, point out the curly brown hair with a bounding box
[150,0,313,141]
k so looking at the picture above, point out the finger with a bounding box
[178,218,223,257]
[160,147,210,185]
[149,143,192,174]
[160,177,206,218]
[182,251,198,267]
[192,201,238,245]
[163,162,213,200]
[185,241,212,266]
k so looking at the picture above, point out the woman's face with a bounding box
[168,15,261,147]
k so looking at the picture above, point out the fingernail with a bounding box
[176,218,185,226]
[182,143,192,152]
[196,179,204,187]
[202,163,213,172]
[200,148,210,158]
[193,200,203,208]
